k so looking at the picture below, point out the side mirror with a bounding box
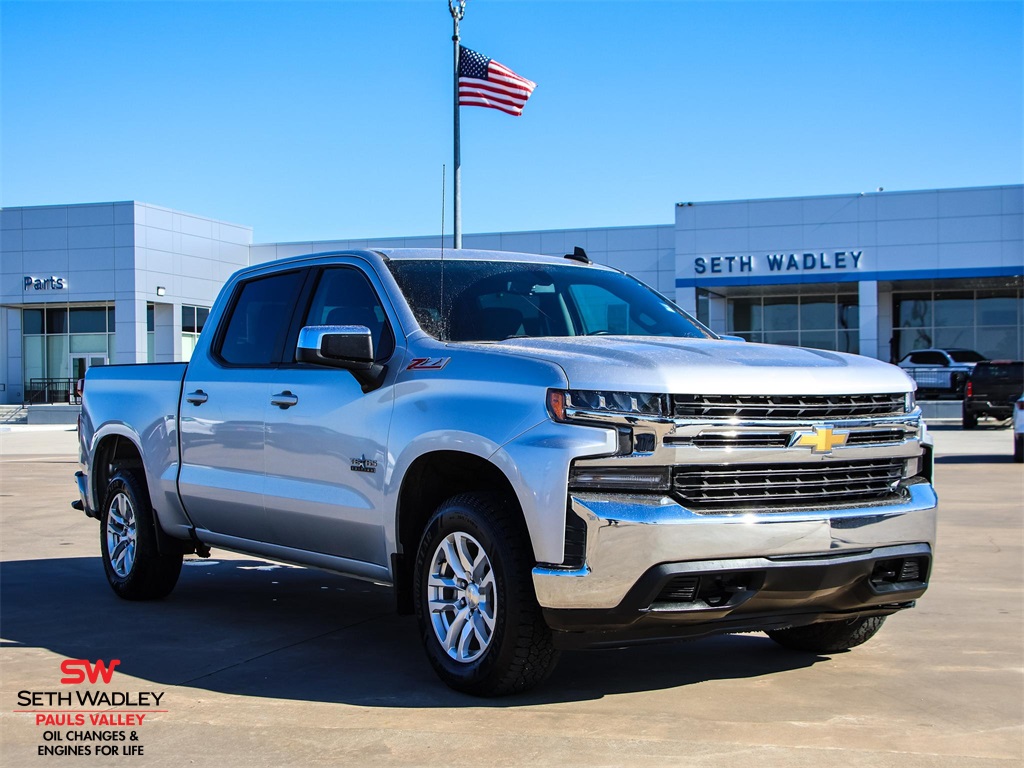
[718,334,747,343]
[296,325,386,391]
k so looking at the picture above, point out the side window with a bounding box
[305,268,395,361]
[915,351,948,365]
[218,271,305,365]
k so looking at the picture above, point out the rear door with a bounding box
[262,264,400,566]
[178,268,307,542]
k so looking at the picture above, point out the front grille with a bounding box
[673,458,905,512]
[672,393,906,421]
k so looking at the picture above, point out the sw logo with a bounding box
[60,659,121,685]
[790,426,849,454]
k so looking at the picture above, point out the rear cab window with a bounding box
[216,270,306,366]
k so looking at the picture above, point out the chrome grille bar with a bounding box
[672,393,906,421]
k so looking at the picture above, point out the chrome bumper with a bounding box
[532,480,938,611]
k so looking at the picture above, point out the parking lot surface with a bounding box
[1,422,1021,767]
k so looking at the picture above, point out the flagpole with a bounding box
[450,0,465,249]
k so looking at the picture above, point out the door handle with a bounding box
[270,391,298,409]
[185,390,208,405]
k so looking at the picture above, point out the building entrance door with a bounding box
[71,354,107,381]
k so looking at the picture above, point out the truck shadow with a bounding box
[1,556,825,707]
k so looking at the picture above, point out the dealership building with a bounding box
[1,184,1021,406]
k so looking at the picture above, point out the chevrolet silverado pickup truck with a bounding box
[76,248,937,696]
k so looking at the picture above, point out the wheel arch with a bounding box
[91,430,147,513]
[392,450,526,614]
[91,429,191,557]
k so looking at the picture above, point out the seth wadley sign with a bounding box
[694,251,864,275]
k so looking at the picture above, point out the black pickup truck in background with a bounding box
[962,361,1024,429]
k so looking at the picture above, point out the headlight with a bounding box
[905,391,916,413]
[569,466,671,492]
[548,389,666,422]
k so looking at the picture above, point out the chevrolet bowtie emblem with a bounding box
[792,426,849,453]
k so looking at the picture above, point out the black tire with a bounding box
[766,616,886,653]
[1014,435,1023,463]
[413,492,559,696]
[100,470,183,600]
[962,407,978,430]
[951,372,967,398]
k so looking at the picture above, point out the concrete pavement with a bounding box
[0,422,1020,767]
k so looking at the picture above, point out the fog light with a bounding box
[569,466,671,492]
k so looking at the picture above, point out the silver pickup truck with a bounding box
[75,248,937,696]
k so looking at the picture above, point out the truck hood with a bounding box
[473,337,914,395]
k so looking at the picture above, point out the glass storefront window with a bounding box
[933,292,974,327]
[729,298,762,333]
[933,327,974,350]
[800,299,835,330]
[182,305,197,334]
[46,335,70,379]
[45,308,67,334]
[23,336,44,381]
[23,309,43,334]
[70,334,109,354]
[976,293,1019,326]
[763,298,798,332]
[839,300,859,331]
[69,308,107,334]
[728,293,857,352]
[894,287,1024,360]
[897,295,931,329]
[22,303,115,397]
[181,305,210,363]
[762,330,800,347]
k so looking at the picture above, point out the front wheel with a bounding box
[766,616,886,653]
[413,493,559,696]
[100,470,183,600]
[1014,435,1023,463]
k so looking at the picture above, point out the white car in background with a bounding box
[1014,395,1024,463]
[897,348,987,398]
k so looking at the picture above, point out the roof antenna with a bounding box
[564,246,590,264]
[440,164,446,339]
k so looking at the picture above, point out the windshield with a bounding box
[386,260,713,342]
[949,350,987,363]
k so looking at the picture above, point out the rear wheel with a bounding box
[766,616,886,653]
[962,407,978,430]
[413,493,559,696]
[100,470,182,600]
[1014,435,1023,463]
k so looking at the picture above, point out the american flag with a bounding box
[458,46,537,117]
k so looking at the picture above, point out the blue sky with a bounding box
[2,1,1021,243]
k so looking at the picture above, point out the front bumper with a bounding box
[532,480,937,645]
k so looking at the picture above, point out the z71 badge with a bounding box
[406,357,451,371]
